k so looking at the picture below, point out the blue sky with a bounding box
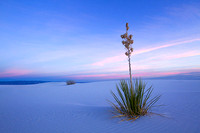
[0,0,200,81]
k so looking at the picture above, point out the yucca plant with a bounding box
[110,79,161,121]
[110,23,161,121]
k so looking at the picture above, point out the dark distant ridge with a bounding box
[0,81,50,85]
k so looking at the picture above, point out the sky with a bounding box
[0,0,200,81]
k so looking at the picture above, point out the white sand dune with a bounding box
[0,80,200,133]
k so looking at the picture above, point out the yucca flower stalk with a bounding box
[121,23,134,88]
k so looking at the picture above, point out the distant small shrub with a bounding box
[110,79,161,121]
[66,80,76,85]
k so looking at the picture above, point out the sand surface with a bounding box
[0,80,200,133]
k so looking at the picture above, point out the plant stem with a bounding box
[128,49,133,89]
[126,26,133,89]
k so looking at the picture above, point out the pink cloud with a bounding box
[70,68,200,80]
[133,68,200,77]
[91,55,125,66]
[133,50,200,64]
[134,38,200,55]
[69,71,177,79]
[133,71,181,77]
[0,69,32,77]
[164,50,200,60]
[91,38,200,66]
[70,73,129,79]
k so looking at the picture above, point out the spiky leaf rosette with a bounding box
[110,79,161,121]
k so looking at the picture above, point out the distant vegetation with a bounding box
[66,80,76,85]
